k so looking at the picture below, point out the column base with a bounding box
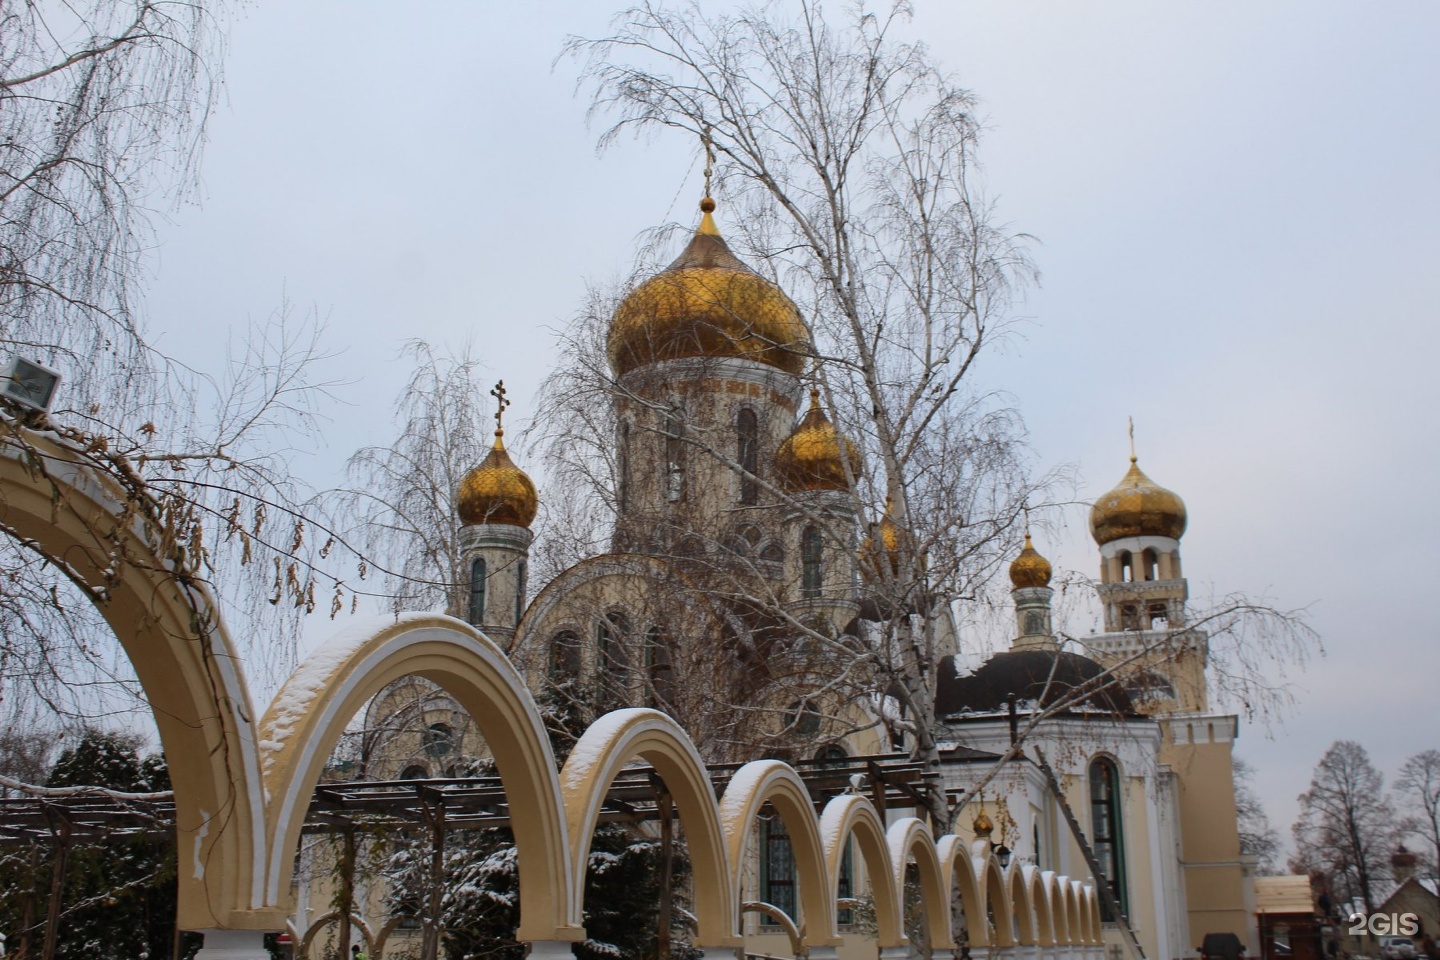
[195,931,271,960]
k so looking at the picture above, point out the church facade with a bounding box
[337,193,1256,959]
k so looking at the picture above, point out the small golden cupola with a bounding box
[860,498,913,580]
[456,382,538,529]
[775,387,861,493]
[1009,532,1053,589]
[1089,454,1187,546]
[608,197,811,378]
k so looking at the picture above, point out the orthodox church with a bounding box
[362,194,1255,959]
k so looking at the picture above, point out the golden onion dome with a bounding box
[1089,456,1187,545]
[608,197,811,378]
[859,499,912,580]
[456,429,538,528]
[1009,533,1053,589]
[775,387,861,493]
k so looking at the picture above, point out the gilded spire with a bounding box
[456,380,538,528]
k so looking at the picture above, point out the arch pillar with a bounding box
[195,931,270,960]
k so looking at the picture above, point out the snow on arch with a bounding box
[0,428,267,929]
[718,759,837,947]
[886,817,954,951]
[259,614,578,943]
[1068,879,1087,945]
[937,833,986,942]
[979,849,1015,947]
[1024,864,1055,946]
[561,708,739,950]
[819,794,904,948]
[1007,862,1034,945]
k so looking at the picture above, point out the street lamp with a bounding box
[995,844,1012,868]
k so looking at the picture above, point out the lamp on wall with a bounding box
[995,844,1012,868]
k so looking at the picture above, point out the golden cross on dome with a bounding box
[701,124,715,198]
[1128,416,1137,463]
[490,380,510,435]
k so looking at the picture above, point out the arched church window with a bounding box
[737,407,759,504]
[645,626,675,710]
[515,559,527,626]
[1119,551,1134,582]
[1088,756,1128,921]
[1147,602,1168,629]
[786,699,822,737]
[468,557,486,625]
[598,612,631,706]
[549,631,581,681]
[759,808,796,921]
[801,525,823,598]
[422,723,454,759]
[399,764,428,781]
[1141,548,1158,581]
[1120,603,1141,631]
[760,541,784,563]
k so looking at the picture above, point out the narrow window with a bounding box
[1089,757,1128,921]
[646,627,675,710]
[549,631,581,681]
[1141,548,1158,581]
[1120,603,1141,631]
[760,810,796,920]
[737,407,759,505]
[664,407,685,502]
[617,419,631,511]
[598,613,630,706]
[1119,551,1134,582]
[514,559,527,626]
[801,525,823,598]
[468,557,486,625]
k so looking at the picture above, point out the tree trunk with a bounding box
[337,828,356,960]
[655,785,674,960]
[41,812,70,960]
[422,801,446,960]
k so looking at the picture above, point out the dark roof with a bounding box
[935,649,1136,719]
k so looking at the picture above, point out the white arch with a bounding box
[719,760,837,946]
[259,614,578,943]
[819,794,903,947]
[561,708,738,949]
[0,429,267,929]
[887,817,954,950]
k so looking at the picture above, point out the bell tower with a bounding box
[454,381,537,644]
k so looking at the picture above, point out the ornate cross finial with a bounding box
[1128,416,1137,463]
[1022,501,1031,537]
[701,124,715,198]
[490,380,510,436]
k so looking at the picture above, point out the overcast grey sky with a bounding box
[143,2,1440,847]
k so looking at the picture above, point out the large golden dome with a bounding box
[775,388,861,493]
[1009,533,1053,589]
[608,198,811,378]
[456,430,538,528]
[1089,456,1187,545]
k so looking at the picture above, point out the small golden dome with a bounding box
[859,499,912,580]
[973,811,994,837]
[1009,533,1053,589]
[776,388,861,492]
[456,430,538,528]
[608,198,811,378]
[1089,456,1187,545]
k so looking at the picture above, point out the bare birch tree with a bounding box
[1396,749,1440,878]
[1292,740,1400,913]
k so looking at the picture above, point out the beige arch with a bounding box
[819,794,903,948]
[719,760,837,946]
[0,430,268,929]
[1089,889,1104,944]
[936,835,986,944]
[561,708,738,949]
[887,818,954,951]
[1024,865,1055,946]
[259,615,578,943]
[1050,875,1072,944]
[980,854,1015,947]
[1007,865,1034,945]
[1068,879,1086,945]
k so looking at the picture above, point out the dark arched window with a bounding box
[514,559,527,626]
[737,408,759,504]
[598,612,630,706]
[801,525,823,598]
[1089,757,1128,921]
[422,723,454,759]
[399,764,428,781]
[549,631,581,681]
[1141,548,1158,581]
[664,407,685,502]
[1118,550,1134,582]
[468,557,486,624]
